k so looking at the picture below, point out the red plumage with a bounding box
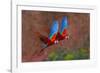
[57,29,69,41]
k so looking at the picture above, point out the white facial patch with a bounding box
[54,40,59,44]
[65,36,69,39]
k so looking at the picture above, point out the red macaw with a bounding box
[39,16,69,54]
[39,20,59,53]
[57,16,69,41]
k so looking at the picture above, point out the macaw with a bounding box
[57,16,69,41]
[39,16,69,54]
[39,20,59,53]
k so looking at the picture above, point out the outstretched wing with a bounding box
[60,16,68,37]
[40,20,58,47]
[49,20,58,42]
[38,20,58,55]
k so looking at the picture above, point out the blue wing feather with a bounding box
[49,20,58,39]
[60,16,68,34]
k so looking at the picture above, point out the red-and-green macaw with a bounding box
[39,16,69,53]
[57,16,69,41]
[39,20,59,53]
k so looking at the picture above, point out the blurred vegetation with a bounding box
[47,47,89,61]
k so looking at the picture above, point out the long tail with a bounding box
[37,46,48,56]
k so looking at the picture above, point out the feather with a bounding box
[60,16,68,35]
[49,20,58,41]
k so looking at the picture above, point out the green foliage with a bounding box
[78,48,89,59]
[47,47,89,61]
[48,51,58,60]
[64,53,74,60]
